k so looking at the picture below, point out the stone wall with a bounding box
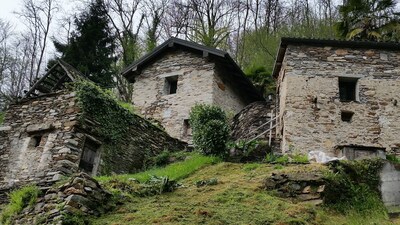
[213,65,247,115]
[14,173,113,225]
[132,50,248,142]
[380,162,400,208]
[0,89,186,193]
[0,91,82,190]
[277,45,400,155]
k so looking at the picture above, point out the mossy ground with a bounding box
[92,162,400,225]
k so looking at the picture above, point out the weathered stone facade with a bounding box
[124,38,264,143]
[0,92,80,189]
[132,50,248,141]
[0,90,186,194]
[274,39,400,156]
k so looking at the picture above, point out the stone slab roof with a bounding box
[272,37,400,78]
[122,37,264,102]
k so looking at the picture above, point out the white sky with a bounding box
[0,0,23,29]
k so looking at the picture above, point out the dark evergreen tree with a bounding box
[54,0,115,87]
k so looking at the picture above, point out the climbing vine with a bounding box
[74,80,137,143]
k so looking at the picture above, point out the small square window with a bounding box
[339,77,358,102]
[164,76,178,95]
[341,111,354,122]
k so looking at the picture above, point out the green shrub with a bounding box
[324,159,386,216]
[265,153,289,165]
[0,185,40,225]
[189,104,230,157]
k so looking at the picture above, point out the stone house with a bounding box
[0,60,185,194]
[122,37,264,142]
[272,38,400,158]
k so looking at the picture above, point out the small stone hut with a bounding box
[0,60,185,194]
[122,38,264,142]
[272,38,400,158]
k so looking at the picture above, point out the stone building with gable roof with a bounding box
[122,37,264,142]
[272,38,400,159]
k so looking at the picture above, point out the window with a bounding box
[339,77,358,102]
[31,135,43,147]
[183,119,192,138]
[79,138,101,174]
[341,111,354,122]
[164,76,178,95]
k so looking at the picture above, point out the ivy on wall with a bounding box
[73,81,177,175]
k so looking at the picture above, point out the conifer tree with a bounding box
[54,0,116,87]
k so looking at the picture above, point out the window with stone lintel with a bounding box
[164,76,178,95]
[339,77,359,102]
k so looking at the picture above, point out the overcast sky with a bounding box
[0,0,22,25]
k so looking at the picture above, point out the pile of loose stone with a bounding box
[264,169,325,204]
[15,173,112,225]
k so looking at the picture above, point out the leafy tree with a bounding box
[244,66,275,96]
[54,0,116,87]
[336,0,400,41]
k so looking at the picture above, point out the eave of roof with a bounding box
[272,37,400,78]
[121,37,228,79]
[122,37,264,102]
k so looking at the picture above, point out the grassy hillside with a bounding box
[92,157,399,225]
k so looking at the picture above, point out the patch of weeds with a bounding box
[265,153,278,163]
[324,159,387,217]
[103,175,179,197]
[61,212,90,225]
[150,150,171,167]
[386,154,400,164]
[117,101,135,113]
[275,155,289,164]
[195,178,218,187]
[243,163,261,171]
[0,185,40,225]
[291,153,309,164]
[274,165,284,170]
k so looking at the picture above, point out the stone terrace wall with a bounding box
[277,45,400,155]
[0,91,82,190]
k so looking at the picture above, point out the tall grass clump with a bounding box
[323,159,387,218]
[0,185,40,225]
[189,104,230,157]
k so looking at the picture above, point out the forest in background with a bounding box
[0,0,399,104]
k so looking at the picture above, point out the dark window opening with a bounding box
[341,111,354,122]
[183,119,192,138]
[339,77,358,102]
[79,138,100,174]
[165,76,178,95]
[32,135,43,147]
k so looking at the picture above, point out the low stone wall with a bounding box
[14,173,113,225]
[230,101,273,141]
[264,166,325,204]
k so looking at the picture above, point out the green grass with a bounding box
[92,162,397,225]
[0,112,4,125]
[0,185,40,225]
[96,153,220,183]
